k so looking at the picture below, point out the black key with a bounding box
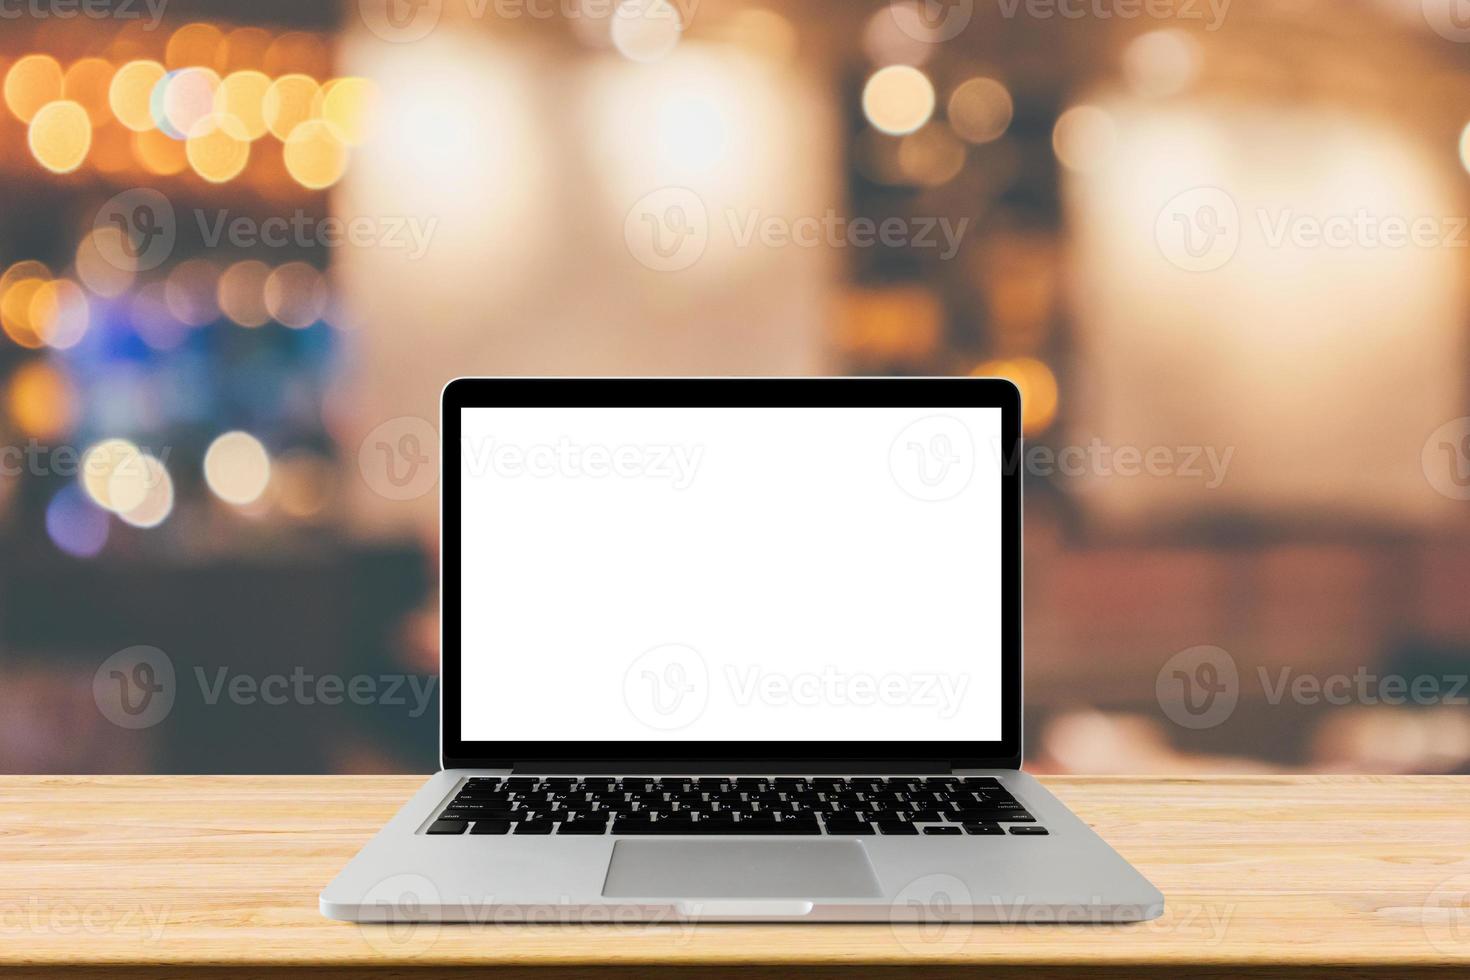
[612,820,820,835]
[910,810,947,823]
[923,826,962,835]
[823,821,874,835]
[998,813,1035,823]
[559,820,607,835]
[964,822,1005,835]
[956,809,1033,824]
[876,822,918,835]
[961,777,1003,788]
[502,777,537,790]
[1009,826,1049,835]
[427,819,467,834]
[470,820,511,835]
[446,807,515,820]
[514,820,554,834]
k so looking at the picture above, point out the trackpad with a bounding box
[601,839,882,899]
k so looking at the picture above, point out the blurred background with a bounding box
[2,0,1469,775]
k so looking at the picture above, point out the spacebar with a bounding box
[611,821,821,835]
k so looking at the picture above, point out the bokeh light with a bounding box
[263,262,327,328]
[80,438,143,512]
[272,449,331,518]
[131,282,189,351]
[1052,104,1117,173]
[62,57,115,125]
[862,2,939,67]
[28,100,92,174]
[114,453,174,528]
[6,359,77,440]
[862,65,935,136]
[223,27,272,73]
[1123,29,1202,98]
[283,119,349,189]
[217,260,272,327]
[216,70,270,140]
[972,357,1059,434]
[164,259,221,326]
[155,67,220,140]
[898,123,966,186]
[186,113,251,182]
[610,0,683,63]
[108,59,165,132]
[132,127,188,175]
[204,430,272,506]
[318,77,377,146]
[4,54,63,124]
[166,22,226,71]
[262,73,320,141]
[75,228,136,298]
[29,278,90,349]
[45,484,109,559]
[948,77,1013,144]
[1,272,48,349]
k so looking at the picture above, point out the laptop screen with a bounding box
[458,405,1004,744]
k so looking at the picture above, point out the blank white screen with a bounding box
[459,405,1004,742]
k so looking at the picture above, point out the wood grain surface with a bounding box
[1,775,1467,978]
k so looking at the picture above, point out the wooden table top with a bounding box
[2,774,1467,978]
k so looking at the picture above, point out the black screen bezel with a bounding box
[440,377,1022,771]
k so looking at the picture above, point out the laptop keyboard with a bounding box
[425,776,1047,837]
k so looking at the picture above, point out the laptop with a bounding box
[321,376,1163,923]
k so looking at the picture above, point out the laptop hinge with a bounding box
[514,760,954,775]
